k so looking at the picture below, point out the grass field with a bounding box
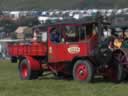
[0,60,128,96]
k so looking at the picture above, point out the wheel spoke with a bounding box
[75,64,88,80]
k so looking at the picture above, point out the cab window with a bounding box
[64,26,79,42]
[63,24,94,42]
[79,24,94,41]
[50,27,62,43]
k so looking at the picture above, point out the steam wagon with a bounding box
[8,16,125,82]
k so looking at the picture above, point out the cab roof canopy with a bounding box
[33,16,97,30]
[111,14,128,29]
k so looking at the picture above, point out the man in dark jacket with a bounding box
[50,28,61,43]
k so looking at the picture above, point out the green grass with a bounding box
[0,60,128,96]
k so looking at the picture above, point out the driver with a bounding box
[50,28,61,43]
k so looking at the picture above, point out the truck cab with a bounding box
[47,23,98,63]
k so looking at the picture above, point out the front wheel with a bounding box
[19,59,41,80]
[73,60,94,82]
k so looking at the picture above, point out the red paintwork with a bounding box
[25,56,41,71]
[75,64,88,80]
[48,34,98,63]
[8,42,47,57]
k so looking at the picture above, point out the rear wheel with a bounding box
[19,59,41,80]
[105,51,126,83]
[105,63,124,83]
[73,60,94,82]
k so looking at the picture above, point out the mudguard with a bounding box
[24,56,41,71]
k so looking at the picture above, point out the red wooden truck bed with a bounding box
[8,42,47,56]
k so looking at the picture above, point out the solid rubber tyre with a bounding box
[19,59,40,80]
[73,60,94,82]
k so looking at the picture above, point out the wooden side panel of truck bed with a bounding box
[8,42,47,56]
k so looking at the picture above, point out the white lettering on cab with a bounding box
[67,46,80,54]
